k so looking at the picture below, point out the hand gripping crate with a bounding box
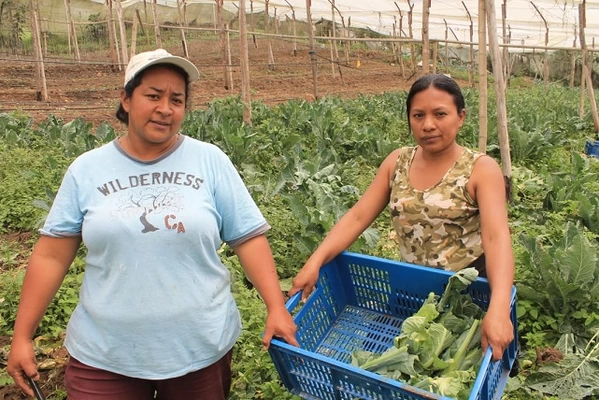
[269,252,518,400]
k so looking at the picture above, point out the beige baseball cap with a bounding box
[123,49,200,87]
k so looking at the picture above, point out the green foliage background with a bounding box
[1,82,599,399]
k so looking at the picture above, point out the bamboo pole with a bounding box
[216,0,231,89]
[478,0,488,153]
[131,10,138,56]
[405,0,416,72]
[570,26,577,88]
[485,0,512,202]
[579,1,599,132]
[462,1,474,86]
[265,0,275,70]
[501,0,509,84]
[421,0,430,73]
[250,0,257,47]
[530,2,548,87]
[306,0,318,100]
[395,2,406,78]
[239,0,252,124]
[225,23,234,90]
[105,0,119,71]
[285,0,297,55]
[152,0,162,48]
[115,0,129,65]
[63,0,80,62]
[177,0,189,57]
[29,0,48,101]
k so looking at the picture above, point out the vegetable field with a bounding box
[1,79,599,399]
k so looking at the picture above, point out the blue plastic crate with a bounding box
[586,140,599,158]
[269,251,518,400]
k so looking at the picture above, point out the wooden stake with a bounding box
[29,0,48,101]
[239,0,252,124]
[177,0,189,57]
[152,0,162,48]
[485,0,512,202]
[579,1,599,132]
[105,0,119,71]
[225,23,234,90]
[306,0,318,100]
[131,9,138,56]
[421,0,430,74]
[478,0,488,153]
[115,0,129,64]
[285,0,297,56]
[63,0,80,62]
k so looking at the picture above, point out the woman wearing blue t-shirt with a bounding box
[7,49,298,400]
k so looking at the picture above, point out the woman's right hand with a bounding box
[288,261,321,302]
[6,338,39,398]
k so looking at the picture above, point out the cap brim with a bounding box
[142,55,200,83]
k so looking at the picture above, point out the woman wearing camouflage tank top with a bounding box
[290,74,515,363]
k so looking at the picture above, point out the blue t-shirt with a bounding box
[41,135,269,379]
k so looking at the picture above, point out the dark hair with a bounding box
[115,63,191,125]
[406,74,465,123]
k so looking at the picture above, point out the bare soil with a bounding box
[0,38,418,129]
[0,38,420,400]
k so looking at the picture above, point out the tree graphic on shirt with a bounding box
[118,186,184,233]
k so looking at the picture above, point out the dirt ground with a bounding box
[0,38,418,130]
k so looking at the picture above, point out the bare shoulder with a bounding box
[472,154,503,179]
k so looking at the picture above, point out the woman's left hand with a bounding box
[481,308,514,361]
[262,306,299,350]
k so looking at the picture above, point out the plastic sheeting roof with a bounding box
[122,0,599,50]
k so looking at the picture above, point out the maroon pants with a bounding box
[64,350,232,400]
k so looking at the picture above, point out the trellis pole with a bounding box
[284,0,297,55]
[265,0,276,70]
[239,0,252,124]
[115,0,129,65]
[570,25,577,88]
[63,0,80,62]
[306,0,318,100]
[105,0,120,71]
[485,0,513,202]
[501,0,509,84]
[177,0,189,57]
[216,0,232,89]
[395,3,406,78]
[421,0,430,73]
[477,0,488,153]
[462,1,474,86]
[151,0,162,48]
[579,1,599,132]
[29,0,47,101]
[405,0,416,72]
[131,10,138,56]
[530,2,549,87]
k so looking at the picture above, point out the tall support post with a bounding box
[63,0,80,62]
[152,0,162,48]
[29,0,48,101]
[579,1,599,132]
[285,0,297,56]
[530,2,548,87]
[485,0,512,202]
[115,0,129,65]
[405,0,416,72]
[177,0,189,57]
[462,1,474,86]
[421,0,430,73]
[306,0,318,100]
[105,0,119,70]
[501,0,509,84]
[239,0,252,124]
[477,0,488,153]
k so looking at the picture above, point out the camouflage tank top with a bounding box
[388,146,484,271]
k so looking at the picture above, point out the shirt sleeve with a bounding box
[39,168,84,237]
[212,150,269,244]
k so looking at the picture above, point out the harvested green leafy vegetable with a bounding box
[351,268,485,398]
